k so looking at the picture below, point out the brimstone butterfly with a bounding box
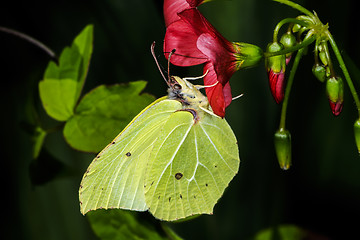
[79,45,240,221]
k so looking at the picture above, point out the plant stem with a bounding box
[264,35,316,58]
[273,18,309,42]
[273,0,314,17]
[161,223,183,240]
[279,48,305,130]
[326,32,360,116]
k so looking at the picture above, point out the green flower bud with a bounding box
[317,43,329,66]
[265,42,286,73]
[280,32,297,59]
[312,64,327,82]
[292,23,302,33]
[233,42,263,69]
[326,76,344,116]
[354,119,360,154]
[274,129,292,170]
[319,51,328,66]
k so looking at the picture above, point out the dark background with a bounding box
[1,0,359,239]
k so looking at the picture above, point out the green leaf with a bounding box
[72,24,93,101]
[87,209,169,240]
[63,81,155,153]
[39,24,93,121]
[39,78,78,121]
[254,224,308,240]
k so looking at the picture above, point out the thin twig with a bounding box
[0,26,57,59]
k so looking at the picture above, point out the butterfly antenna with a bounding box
[167,48,176,81]
[151,41,170,87]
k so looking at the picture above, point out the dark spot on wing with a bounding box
[180,194,182,199]
[112,141,116,144]
[175,172,183,180]
[125,152,131,157]
[169,197,171,202]
[205,183,208,187]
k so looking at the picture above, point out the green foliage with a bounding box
[39,25,93,121]
[254,225,307,240]
[87,209,173,240]
[64,81,155,153]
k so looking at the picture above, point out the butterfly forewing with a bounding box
[144,111,239,221]
[79,99,182,215]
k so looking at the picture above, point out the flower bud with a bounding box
[292,23,302,33]
[233,42,263,69]
[326,76,344,116]
[318,43,329,66]
[265,42,286,103]
[274,129,292,170]
[354,119,360,154]
[280,32,297,64]
[312,64,326,82]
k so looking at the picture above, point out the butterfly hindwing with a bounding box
[144,110,239,221]
[79,98,182,214]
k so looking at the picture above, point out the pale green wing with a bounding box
[144,111,239,221]
[79,98,182,215]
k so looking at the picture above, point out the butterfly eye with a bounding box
[173,84,182,90]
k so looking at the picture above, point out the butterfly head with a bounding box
[168,76,209,109]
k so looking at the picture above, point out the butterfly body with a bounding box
[79,76,239,221]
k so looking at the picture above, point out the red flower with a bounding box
[164,0,206,27]
[164,7,261,117]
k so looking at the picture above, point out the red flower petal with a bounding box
[203,62,232,117]
[164,0,205,27]
[179,9,234,54]
[164,19,208,66]
[197,32,237,85]
[329,100,343,116]
[268,69,285,103]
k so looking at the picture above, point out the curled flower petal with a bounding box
[268,69,285,104]
[197,33,238,86]
[164,0,205,27]
[203,62,232,117]
[328,100,343,116]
